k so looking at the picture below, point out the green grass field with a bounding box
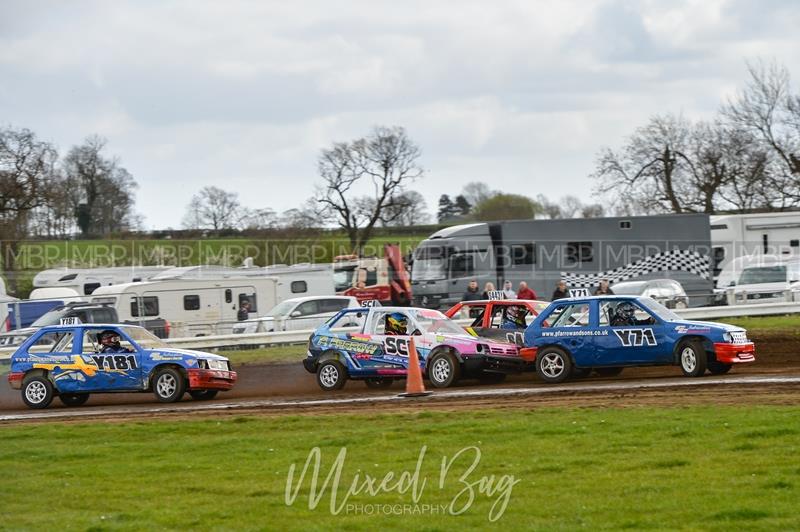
[2,406,799,530]
[711,314,800,334]
[216,345,304,365]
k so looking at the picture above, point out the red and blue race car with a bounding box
[8,323,237,408]
[521,295,755,383]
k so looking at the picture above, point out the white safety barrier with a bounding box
[2,302,800,360]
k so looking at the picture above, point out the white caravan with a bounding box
[91,277,279,337]
[33,266,171,296]
[151,263,335,301]
[711,212,800,287]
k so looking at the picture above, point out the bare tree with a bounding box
[379,190,431,226]
[0,126,58,293]
[182,186,243,231]
[593,114,696,214]
[62,136,139,236]
[240,207,278,230]
[462,181,496,206]
[723,60,800,190]
[314,126,423,252]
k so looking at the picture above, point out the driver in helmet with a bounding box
[610,302,637,327]
[98,330,134,353]
[501,305,529,330]
[384,312,408,336]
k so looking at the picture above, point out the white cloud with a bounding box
[1,0,799,228]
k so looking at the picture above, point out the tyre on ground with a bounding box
[707,360,732,375]
[678,339,708,377]
[59,393,90,407]
[21,374,54,409]
[153,367,187,402]
[536,347,572,384]
[364,377,393,389]
[317,360,348,391]
[426,351,461,388]
[189,389,219,400]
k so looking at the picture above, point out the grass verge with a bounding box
[214,344,305,365]
[711,314,800,334]
[1,406,799,530]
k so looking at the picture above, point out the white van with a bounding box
[91,277,279,337]
[232,295,360,334]
[724,255,800,305]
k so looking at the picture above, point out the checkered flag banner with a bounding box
[560,250,710,288]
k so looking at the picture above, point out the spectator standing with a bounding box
[462,280,482,301]
[482,282,496,299]
[594,279,615,296]
[516,281,537,300]
[551,280,569,301]
[502,280,517,299]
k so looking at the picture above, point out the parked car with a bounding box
[232,296,360,334]
[521,295,755,384]
[0,302,119,348]
[726,256,800,305]
[7,323,237,409]
[303,306,520,390]
[611,279,689,309]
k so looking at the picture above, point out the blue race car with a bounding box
[521,295,755,383]
[7,323,237,408]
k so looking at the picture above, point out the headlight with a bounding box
[722,332,732,343]
[206,359,229,371]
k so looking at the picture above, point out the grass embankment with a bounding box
[216,345,303,366]
[1,406,799,529]
[711,314,800,335]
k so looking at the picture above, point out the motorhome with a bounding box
[151,263,335,301]
[33,266,171,296]
[91,277,279,337]
[710,212,800,286]
[411,214,713,309]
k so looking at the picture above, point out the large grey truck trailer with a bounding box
[410,213,713,309]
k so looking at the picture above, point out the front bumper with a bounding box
[713,342,756,364]
[186,368,237,390]
[7,372,24,390]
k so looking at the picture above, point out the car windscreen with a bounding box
[265,300,295,318]
[30,307,72,327]
[638,297,681,321]
[738,266,787,285]
[610,281,647,295]
[333,266,356,292]
[411,246,448,282]
[120,326,167,349]
[410,309,466,335]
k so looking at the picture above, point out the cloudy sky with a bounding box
[2,0,799,229]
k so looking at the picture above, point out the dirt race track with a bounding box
[2,333,799,423]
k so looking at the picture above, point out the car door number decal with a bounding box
[91,354,138,370]
[384,337,410,357]
[613,328,657,347]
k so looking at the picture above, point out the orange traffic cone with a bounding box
[400,337,432,397]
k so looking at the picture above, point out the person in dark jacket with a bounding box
[462,280,482,301]
[237,300,251,321]
[551,280,569,301]
[594,279,615,296]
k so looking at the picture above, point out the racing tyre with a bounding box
[594,367,624,378]
[22,375,54,409]
[678,340,707,377]
[59,393,90,407]
[707,360,733,375]
[317,360,347,391]
[153,367,187,402]
[478,372,507,384]
[536,347,572,384]
[571,367,592,379]
[189,390,219,400]
[364,377,393,389]
[427,351,460,388]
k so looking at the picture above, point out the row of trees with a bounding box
[0,128,139,240]
[594,60,800,214]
